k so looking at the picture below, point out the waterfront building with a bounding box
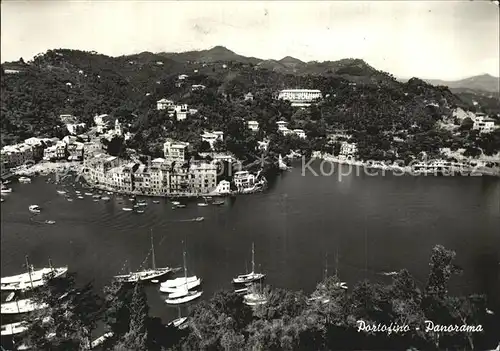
[214,180,231,195]
[189,161,218,195]
[277,89,322,106]
[233,171,256,191]
[339,142,358,159]
[55,141,67,160]
[247,121,259,131]
[473,115,498,133]
[24,137,45,160]
[1,144,34,168]
[201,131,224,149]
[67,142,84,161]
[164,140,189,163]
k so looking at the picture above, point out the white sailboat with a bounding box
[243,282,267,306]
[233,243,265,284]
[114,232,175,283]
[29,204,41,214]
[1,257,68,291]
[1,321,28,336]
[168,307,189,330]
[160,277,201,293]
[307,251,347,304]
[164,248,202,305]
[165,290,202,305]
[1,298,48,314]
[278,154,289,170]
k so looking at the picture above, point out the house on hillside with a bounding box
[244,92,254,101]
[191,84,206,91]
[157,98,174,111]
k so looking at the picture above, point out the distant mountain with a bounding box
[425,74,499,94]
[159,46,262,65]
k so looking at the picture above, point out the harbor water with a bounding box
[1,161,499,323]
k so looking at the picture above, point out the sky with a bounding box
[1,0,499,80]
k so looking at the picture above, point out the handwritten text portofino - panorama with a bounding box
[356,320,483,335]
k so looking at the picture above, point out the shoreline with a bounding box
[312,152,500,177]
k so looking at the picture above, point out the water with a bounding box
[1,161,500,323]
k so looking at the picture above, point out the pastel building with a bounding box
[164,140,189,163]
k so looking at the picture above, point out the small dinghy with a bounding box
[152,200,160,204]
[29,205,41,214]
[45,220,56,225]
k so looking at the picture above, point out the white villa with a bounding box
[157,98,175,111]
[201,131,224,149]
[473,115,498,133]
[247,121,259,131]
[277,89,322,106]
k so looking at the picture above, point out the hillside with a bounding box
[425,74,500,93]
[4,47,499,162]
[158,45,262,65]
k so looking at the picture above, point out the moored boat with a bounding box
[165,291,202,305]
[1,259,68,291]
[18,177,31,184]
[212,200,224,206]
[1,298,48,314]
[161,276,198,289]
[122,207,133,211]
[28,205,41,214]
[1,321,28,336]
[114,232,176,283]
[233,243,265,284]
[1,187,12,193]
[160,278,201,294]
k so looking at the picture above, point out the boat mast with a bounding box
[183,244,187,285]
[25,255,33,289]
[335,247,339,278]
[49,258,54,274]
[151,230,156,270]
[251,243,255,274]
[324,253,328,280]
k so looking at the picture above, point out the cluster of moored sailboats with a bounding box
[1,257,68,340]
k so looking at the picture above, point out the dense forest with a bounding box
[12,245,499,351]
[2,48,500,164]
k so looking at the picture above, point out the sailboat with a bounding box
[1,321,28,336]
[243,281,267,306]
[165,248,202,305]
[168,307,189,330]
[307,251,347,304]
[197,197,208,207]
[233,243,265,284]
[278,154,290,171]
[114,232,175,283]
[1,298,48,314]
[1,257,68,291]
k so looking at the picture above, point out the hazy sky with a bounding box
[1,1,499,80]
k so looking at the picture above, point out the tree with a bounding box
[114,283,149,350]
[23,274,102,350]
